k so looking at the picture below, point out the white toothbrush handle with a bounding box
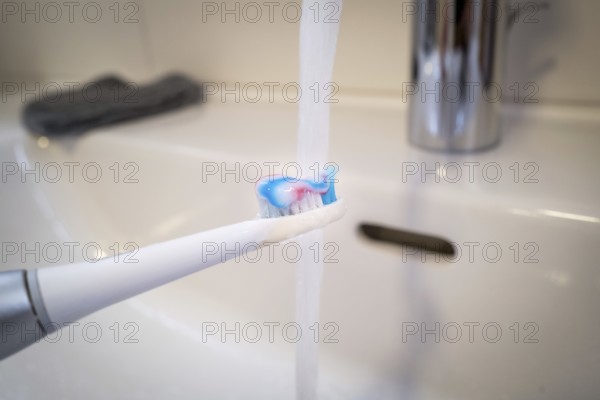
[34,199,345,326]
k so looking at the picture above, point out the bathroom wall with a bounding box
[0,0,598,104]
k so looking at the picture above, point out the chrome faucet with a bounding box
[408,0,508,152]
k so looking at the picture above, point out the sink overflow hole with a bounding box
[359,223,456,257]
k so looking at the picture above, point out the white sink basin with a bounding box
[1,99,599,399]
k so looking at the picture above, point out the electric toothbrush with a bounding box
[0,175,344,360]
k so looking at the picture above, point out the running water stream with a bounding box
[295,1,342,399]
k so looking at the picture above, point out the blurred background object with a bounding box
[1,0,599,104]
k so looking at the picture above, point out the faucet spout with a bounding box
[408,0,508,152]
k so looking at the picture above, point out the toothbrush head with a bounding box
[256,167,338,218]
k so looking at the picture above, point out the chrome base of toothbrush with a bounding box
[0,270,48,360]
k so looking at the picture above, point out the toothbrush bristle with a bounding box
[257,192,323,218]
